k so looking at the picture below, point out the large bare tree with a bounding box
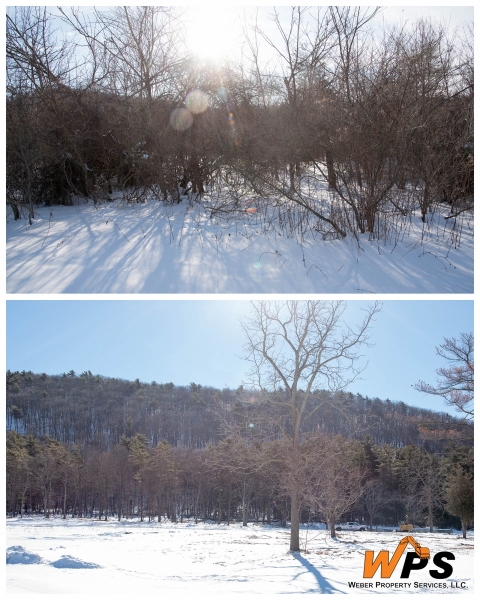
[414,333,474,429]
[242,300,380,551]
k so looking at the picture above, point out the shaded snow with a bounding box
[6,546,42,565]
[6,516,474,596]
[51,555,101,569]
[6,197,473,293]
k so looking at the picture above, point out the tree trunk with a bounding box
[289,163,296,192]
[242,482,248,526]
[421,183,430,223]
[8,199,21,220]
[326,150,336,189]
[217,495,222,524]
[43,483,49,518]
[20,473,29,518]
[365,201,376,233]
[428,500,434,533]
[330,520,337,538]
[118,490,123,521]
[194,483,201,524]
[290,487,300,551]
[63,478,67,519]
[227,485,232,525]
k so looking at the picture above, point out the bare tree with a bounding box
[6,7,75,222]
[399,446,444,532]
[360,478,392,531]
[414,333,473,429]
[34,437,62,519]
[307,435,367,537]
[238,7,349,238]
[6,6,75,94]
[329,6,380,104]
[242,300,380,551]
[61,6,185,103]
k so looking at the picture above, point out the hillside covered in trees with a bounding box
[5,370,468,450]
[6,370,473,535]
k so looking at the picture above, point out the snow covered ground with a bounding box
[6,517,474,596]
[6,197,473,294]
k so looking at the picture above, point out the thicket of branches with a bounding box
[6,370,473,536]
[7,7,473,241]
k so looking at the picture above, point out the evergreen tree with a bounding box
[444,465,474,539]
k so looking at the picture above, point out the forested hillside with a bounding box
[6,370,467,450]
[6,370,473,534]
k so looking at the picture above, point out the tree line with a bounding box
[7,6,473,242]
[6,428,473,538]
[6,371,473,537]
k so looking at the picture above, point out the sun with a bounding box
[185,6,241,62]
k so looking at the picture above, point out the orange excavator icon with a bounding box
[402,536,430,560]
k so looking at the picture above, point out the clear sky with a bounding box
[7,299,473,418]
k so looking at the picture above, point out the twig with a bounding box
[106,219,129,242]
[306,264,328,278]
[41,212,54,247]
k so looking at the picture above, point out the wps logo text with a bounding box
[363,536,454,579]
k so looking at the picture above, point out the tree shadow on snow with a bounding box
[292,552,343,594]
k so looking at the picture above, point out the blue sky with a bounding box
[7,299,472,417]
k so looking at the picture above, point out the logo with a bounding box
[348,535,467,590]
[363,535,454,579]
[363,535,453,579]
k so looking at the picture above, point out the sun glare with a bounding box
[185,7,241,62]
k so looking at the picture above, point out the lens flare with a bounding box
[169,108,193,131]
[185,90,208,114]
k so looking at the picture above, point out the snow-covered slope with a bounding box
[6,198,473,294]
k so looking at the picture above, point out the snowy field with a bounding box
[6,517,474,597]
[6,198,473,294]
